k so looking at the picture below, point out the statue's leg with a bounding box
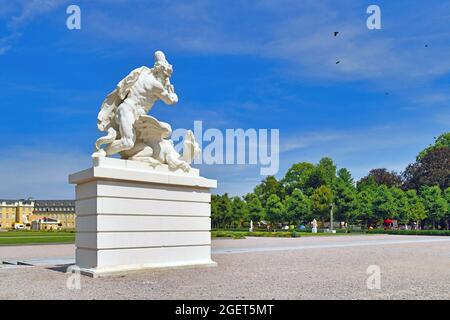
[105,103,136,156]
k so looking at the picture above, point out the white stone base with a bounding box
[69,157,217,277]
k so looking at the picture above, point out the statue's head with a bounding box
[153,50,173,77]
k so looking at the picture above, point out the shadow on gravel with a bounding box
[46,264,74,273]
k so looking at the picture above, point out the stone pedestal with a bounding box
[69,157,217,277]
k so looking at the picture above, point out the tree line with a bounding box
[211,132,450,230]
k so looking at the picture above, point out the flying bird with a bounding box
[334,31,339,37]
[335,60,341,64]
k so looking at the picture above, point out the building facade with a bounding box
[33,200,76,230]
[0,199,75,230]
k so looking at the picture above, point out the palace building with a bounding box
[0,199,76,230]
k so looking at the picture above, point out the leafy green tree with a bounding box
[334,168,357,224]
[217,193,233,228]
[442,187,450,229]
[311,185,333,224]
[390,187,410,223]
[417,132,450,160]
[306,157,337,193]
[420,186,448,229]
[285,189,311,225]
[231,196,248,228]
[282,162,315,195]
[405,189,427,228]
[372,185,395,224]
[355,189,375,227]
[254,176,285,208]
[211,194,221,228]
[245,193,265,224]
[265,194,286,228]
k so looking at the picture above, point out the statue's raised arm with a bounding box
[92,50,199,172]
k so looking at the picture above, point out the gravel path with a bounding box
[1,235,449,299]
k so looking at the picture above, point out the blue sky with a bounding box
[0,0,449,199]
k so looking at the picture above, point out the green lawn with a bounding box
[0,231,76,245]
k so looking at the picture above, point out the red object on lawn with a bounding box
[384,219,394,224]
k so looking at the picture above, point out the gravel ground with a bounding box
[0,235,449,300]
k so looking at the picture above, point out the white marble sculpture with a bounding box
[312,218,318,233]
[92,50,199,172]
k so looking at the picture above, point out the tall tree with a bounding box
[211,194,221,228]
[265,194,286,228]
[403,147,450,190]
[245,193,265,224]
[254,176,284,208]
[355,189,375,227]
[334,168,357,224]
[282,162,315,195]
[358,168,402,188]
[306,157,337,192]
[405,189,427,229]
[390,187,409,224]
[231,196,248,228]
[285,189,311,225]
[420,186,448,229]
[217,193,233,227]
[372,185,395,223]
[311,185,333,224]
[443,187,450,230]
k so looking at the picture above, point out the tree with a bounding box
[231,197,248,228]
[403,147,450,190]
[417,132,450,160]
[305,157,337,192]
[443,187,450,229]
[334,168,357,224]
[245,193,265,224]
[216,193,233,228]
[254,176,284,208]
[372,185,395,224]
[389,187,409,224]
[281,162,315,195]
[358,168,402,188]
[265,194,286,228]
[355,189,375,227]
[420,186,448,229]
[285,189,311,225]
[311,185,333,224]
[211,194,221,228]
[405,189,427,228]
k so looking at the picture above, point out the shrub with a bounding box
[367,229,450,236]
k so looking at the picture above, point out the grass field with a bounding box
[0,231,75,245]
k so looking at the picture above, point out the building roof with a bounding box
[34,200,75,207]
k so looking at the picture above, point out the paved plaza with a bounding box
[1,235,449,299]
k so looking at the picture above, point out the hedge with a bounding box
[367,229,450,236]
